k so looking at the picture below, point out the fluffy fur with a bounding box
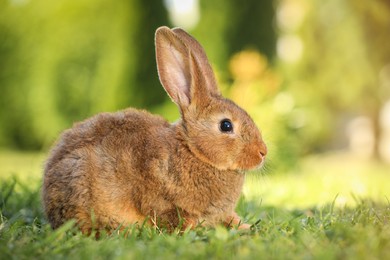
[42,26,267,233]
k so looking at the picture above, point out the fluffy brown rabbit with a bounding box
[42,26,267,234]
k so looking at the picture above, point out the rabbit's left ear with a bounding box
[155,26,220,111]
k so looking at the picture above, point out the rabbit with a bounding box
[42,26,267,234]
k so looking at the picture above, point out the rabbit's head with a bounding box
[155,27,267,171]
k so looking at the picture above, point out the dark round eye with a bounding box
[220,119,233,133]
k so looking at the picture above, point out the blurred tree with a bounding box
[125,0,169,108]
[277,0,390,157]
[226,0,276,63]
[0,0,278,151]
[349,0,390,157]
[0,0,169,150]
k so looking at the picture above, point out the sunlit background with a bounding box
[0,0,389,208]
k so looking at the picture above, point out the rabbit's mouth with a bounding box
[229,154,264,172]
[256,156,266,169]
[231,141,267,171]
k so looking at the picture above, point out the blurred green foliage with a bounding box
[0,0,168,149]
[278,0,390,155]
[0,0,389,171]
[0,0,277,150]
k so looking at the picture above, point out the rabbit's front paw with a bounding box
[224,212,250,229]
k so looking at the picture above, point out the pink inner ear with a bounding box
[169,46,191,102]
[164,65,190,106]
[158,43,191,106]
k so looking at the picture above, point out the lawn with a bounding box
[0,150,390,259]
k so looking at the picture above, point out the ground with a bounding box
[0,150,389,259]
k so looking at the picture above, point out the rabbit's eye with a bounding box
[220,119,233,133]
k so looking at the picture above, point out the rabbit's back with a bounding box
[42,108,175,232]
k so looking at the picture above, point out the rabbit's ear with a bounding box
[155,27,220,110]
[155,26,192,107]
[172,28,220,97]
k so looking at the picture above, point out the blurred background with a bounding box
[0,0,389,206]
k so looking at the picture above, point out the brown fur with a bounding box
[42,27,267,233]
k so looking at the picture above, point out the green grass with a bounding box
[1,150,390,259]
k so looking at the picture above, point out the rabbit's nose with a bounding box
[259,142,267,158]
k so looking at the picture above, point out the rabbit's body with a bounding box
[44,108,244,232]
[43,27,267,233]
